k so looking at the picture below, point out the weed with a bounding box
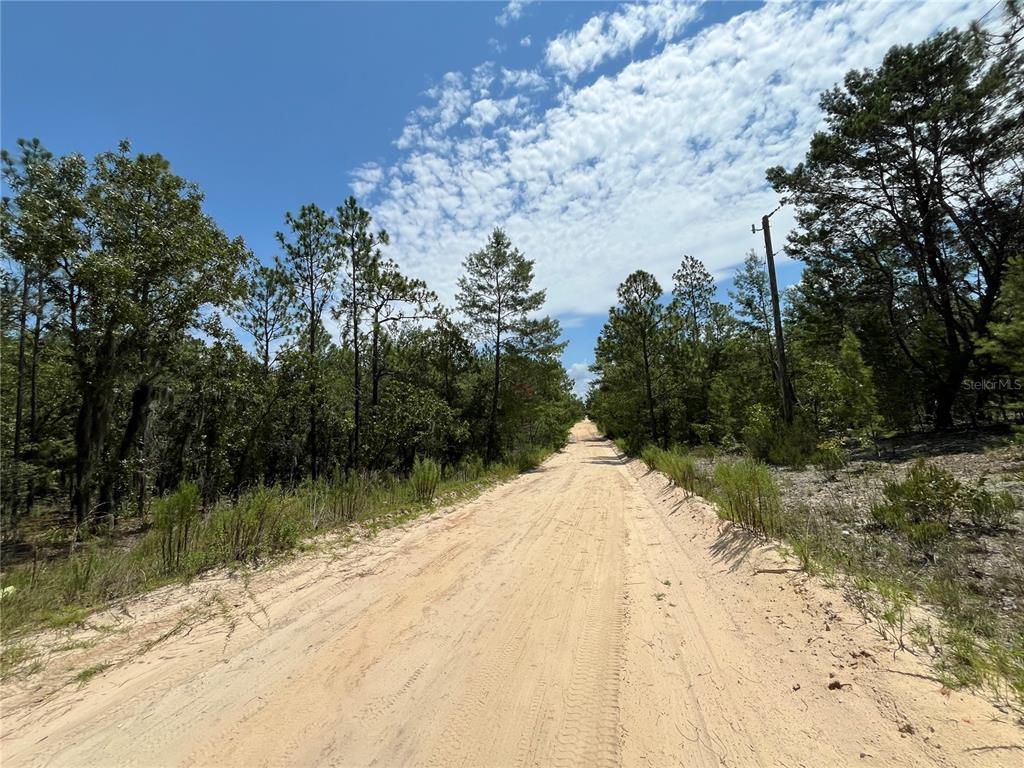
[510,447,546,473]
[870,461,959,554]
[963,482,1018,531]
[152,481,201,573]
[411,456,442,503]
[712,459,781,537]
[640,445,714,497]
[813,438,849,479]
[75,663,111,686]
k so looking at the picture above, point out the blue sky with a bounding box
[2,1,988,395]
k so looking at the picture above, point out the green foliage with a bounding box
[963,482,1018,532]
[813,438,849,477]
[510,447,547,473]
[1,141,574,536]
[642,445,714,498]
[454,455,486,482]
[769,20,1023,430]
[209,486,298,563]
[712,459,780,536]
[411,456,441,503]
[870,461,959,553]
[456,228,564,463]
[741,404,817,467]
[152,482,201,573]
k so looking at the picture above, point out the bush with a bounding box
[742,404,817,467]
[870,461,959,553]
[456,454,486,482]
[411,456,441,503]
[963,483,1018,531]
[511,447,547,473]
[713,459,781,536]
[813,438,850,478]
[152,482,201,573]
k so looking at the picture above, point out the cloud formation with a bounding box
[544,0,701,80]
[497,0,533,28]
[350,1,988,325]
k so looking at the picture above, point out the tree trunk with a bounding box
[351,281,362,472]
[370,313,381,408]
[486,333,501,464]
[9,271,30,519]
[640,333,659,447]
[71,385,109,528]
[97,381,155,521]
[933,349,972,430]
[308,292,320,481]
[26,273,44,513]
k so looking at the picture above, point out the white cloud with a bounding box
[501,68,547,91]
[545,0,702,81]
[497,0,533,28]
[464,96,524,131]
[521,35,532,48]
[350,163,383,198]
[363,0,989,324]
[567,362,597,399]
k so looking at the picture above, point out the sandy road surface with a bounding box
[2,421,1021,767]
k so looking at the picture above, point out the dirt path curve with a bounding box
[2,420,1021,767]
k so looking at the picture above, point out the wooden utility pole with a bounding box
[754,211,796,425]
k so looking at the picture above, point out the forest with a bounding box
[0,140,580,602]
[588,14,1023,456]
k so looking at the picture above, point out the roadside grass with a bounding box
[639,445,714,498]
[74,663,111,686]
[0,452,541,649]
[631,439,1024,713]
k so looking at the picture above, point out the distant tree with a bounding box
[334,196,389,470]
[277,203,338,480]
[232,255,294,373]
[594,270,667,448]
[456,228,557,462]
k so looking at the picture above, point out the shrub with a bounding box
[713,459,781,536]
[870,461,959,553]
[742,404,817,467]
[411,456,441,503]
[456,454,486,482]
[813,438,850,478]
[511,447,547,473]
[963,483,1018,531]
[152,482,201,572]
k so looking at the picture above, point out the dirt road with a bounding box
[2,421,1021,767]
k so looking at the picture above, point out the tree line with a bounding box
[0,142,580,533]
[588,10,1023,457]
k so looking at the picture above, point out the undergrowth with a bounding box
[0,453,537,645]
